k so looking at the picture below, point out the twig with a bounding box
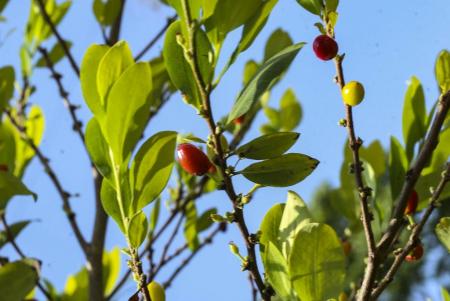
[0,214,53,300]
[248,274,258,301]
[5,110,89,254]
[35,0,80,76]
[179,0,269,299]
[370,163,450,300]
[134,15,177,61]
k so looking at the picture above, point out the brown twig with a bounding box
[35,0,80,76]
[0,214,53,300]
[179,0,269,299]
[5,110,89,254]
[370,163,450,300]
[134,15,177,61]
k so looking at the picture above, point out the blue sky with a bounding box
[1,0,449,300]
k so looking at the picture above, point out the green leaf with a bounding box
[149,199,161,236]
[205,0,264,46]
[128,211,148,248]
[435,50,450,93]
[100,179,124,233]
[93,0,121,26]
[36,40,73,67]
[279,89,302,131]
[259,203,285,262]
[227,43,305,123]
[236,132,299,160]
[402,76,427,160]
[325,0,339,12]
[0,220,31,249]
[265,242,293,299]
[0,172,37,210]
[264,29,293,62]
[163,20,213,110]
[389,136,408,201]
[442,287,450,301]
[97,41,134,108]
[240,153,319,187]
[295,0,324,15]
[0,122,16,174]
[243,60,259,86]
[279,191,312,257]
[184,201,199,251]
[289,223,345,301]
[0,0,9,14]
[0,260,39,301]
[86,118,113,181]
[102,248,121,295]
[423,127,450,175]
[0,66,15,110]
[80,44,110,117]
[359,140,386,178]
[62,264,89,301]
[131,131,177,213]
[104,62,153,164]
[196,208,217,233]
[436,217,450,252]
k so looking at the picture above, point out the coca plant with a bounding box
[0,0,449,301]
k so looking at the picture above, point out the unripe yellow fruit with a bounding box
[342,81,365,106]
[148,281,166,301]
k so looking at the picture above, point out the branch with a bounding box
[0,214,53,300]
[35,0,80,76]
[5,110,89,254]
[134,15,177,61]
[332,53,377,300]
[179,0,269,299]
[370,163,450,300]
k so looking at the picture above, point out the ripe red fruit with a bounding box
[177,143,212,176]
[405,244,424,262]
[234,115,245,125]
[313,35,339,61]
[404,190,419,215]
[0,164,8,172]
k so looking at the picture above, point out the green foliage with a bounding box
[402,76,426,160]
[240,153,319,187]
[295,0,324,16]
[0,220,30,249]
[0,66,15,111]
[163,20,213,110]
[264,29,293,62]
[443,287,450,301]
[289,223,345,301]
[389,136,408,201]
[184,201,199,250]
[228,43,305,123]
[0,171,37,210]
[102,248,121,295]
[435,50,450,93]
[0,260,39,301]
[261,89,303,133]
[128,211,148,248]
[436,217,450,252]
[93,0,121,26]
[131,131,177,213]
[235,132,299,160]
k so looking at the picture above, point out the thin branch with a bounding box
[134,15,177,61]
[370,163,450,300]
[248,274,258,301]
[35,0,80,76]
[179,0,269,298]
[5,110,89,254]
[0,214,54,300]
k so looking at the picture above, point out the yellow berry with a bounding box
[342,81,365,106]
[148,281,166,301]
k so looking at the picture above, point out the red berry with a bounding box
[0,164,8,172]
[313,35,339,61]
[177,143,212,176]
[404,190,419,215]
[234,115,245,125]
[405,244,424,262]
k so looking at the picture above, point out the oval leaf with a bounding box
[128,210,148,248]
[436,217,450,253]
[289,223,345,301]
[0,260,38,301]
[227,42,305,123]
[240,153,319,187]
[236,132,299,160]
